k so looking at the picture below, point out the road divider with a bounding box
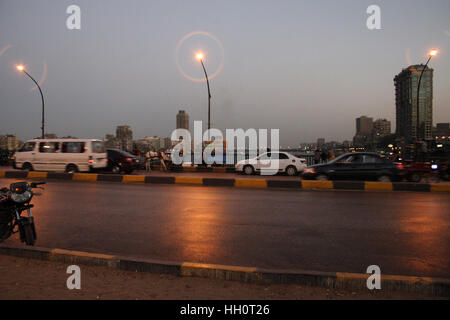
[0,170,449,193]
[0,244,448,297]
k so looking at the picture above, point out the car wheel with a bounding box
[286,166,297,176]
[243,165,254,175]
[112,166,121,174]
[316,174,329,181]
[22,162,33,171]
[65,164,78,174]
[378,175,391,182]
[408,173,421,183]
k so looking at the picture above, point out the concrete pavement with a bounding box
[1,178,449,279]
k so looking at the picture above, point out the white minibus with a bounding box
[14,139,108,173]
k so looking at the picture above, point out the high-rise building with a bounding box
[353,116,373,146]
[176,110,189,132]
[394,65,433,142]
[373,119,391,137]
[317,138,325,148]
[104,134,120,149]
[116,125,133,151]
[356,116,373,135]
[0,135,19,151]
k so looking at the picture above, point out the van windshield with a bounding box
[19,142,36,152]
[91,141,106,153]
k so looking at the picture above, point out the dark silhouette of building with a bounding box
[394,65,433,143]
[176,110,189,132]
[116,125,133,151]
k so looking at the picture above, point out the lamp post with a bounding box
[415,49,437,142]
[196,52,211,133]
[16,65,45,139]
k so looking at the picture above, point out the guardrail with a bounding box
[1,170,449,193]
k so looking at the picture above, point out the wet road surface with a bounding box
[1,178,449,278]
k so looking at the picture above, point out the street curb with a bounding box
[1,170,449,193]
[0,244,448,297]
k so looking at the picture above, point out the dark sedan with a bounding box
[302,152,404,182]
[105,149,140,174]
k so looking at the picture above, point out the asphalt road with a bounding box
[1,178,449,279]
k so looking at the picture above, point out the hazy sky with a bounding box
[1,0,449,146]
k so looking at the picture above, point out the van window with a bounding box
[19,142,36,152]
[91,141,106,153]
[62,142,85,153]
[39,142,60,153]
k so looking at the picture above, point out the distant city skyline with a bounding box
[1,0,449,145]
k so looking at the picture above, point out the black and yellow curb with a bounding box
[1,170,450,193]
[0,244,448,297]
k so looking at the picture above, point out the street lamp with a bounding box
[16,65,45,139]
[415,49,437,142]
[196,52,211,134]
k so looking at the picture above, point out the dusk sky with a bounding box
[0,0,449,146]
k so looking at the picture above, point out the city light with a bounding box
[196,52,204,61]
[16,65,24,71]
[428,49,438,57]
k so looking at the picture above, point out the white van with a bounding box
[14,139,108,173]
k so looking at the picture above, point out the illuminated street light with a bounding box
[16,64,45,139]
[428,49,438,57]
[196,52,204,61]
[195,51,211,134]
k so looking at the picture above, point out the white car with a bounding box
[235,152,307,176]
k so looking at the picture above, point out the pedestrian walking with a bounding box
[314,149,321,165]
[327,149,335,161]
[159,151,168,172]
[145,150,151,172]
[320,149,328,163]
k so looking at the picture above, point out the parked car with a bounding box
[235,152,307,176]
[13,139,108,173]
[301,152,404,182]
[105,149,140,174]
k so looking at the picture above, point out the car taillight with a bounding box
[396,163,404,169]
[88,156,94,164]
[125,157,133,162]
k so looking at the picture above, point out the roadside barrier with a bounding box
[0,170,449,192]
[0,244,448,297]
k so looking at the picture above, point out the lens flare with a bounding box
[176,31,224,82]
[428,49,438,57]
[0,44,12,58]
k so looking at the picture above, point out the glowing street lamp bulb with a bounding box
[16,65,24,71]
[196,52,204,60]
[428,49,438,57]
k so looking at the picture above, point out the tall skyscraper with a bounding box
[176,110,189,132]
[353,116,373,146]
[356,116,373,135]
[373,119,391,137]
[394,65,433,142]
[116,125,133,151]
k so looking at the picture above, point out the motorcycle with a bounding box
[0,181,45,246]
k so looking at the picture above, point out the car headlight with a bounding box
[303,168,316,174]
[11,190,32,203]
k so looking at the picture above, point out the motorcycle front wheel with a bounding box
[22,223,35,246]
